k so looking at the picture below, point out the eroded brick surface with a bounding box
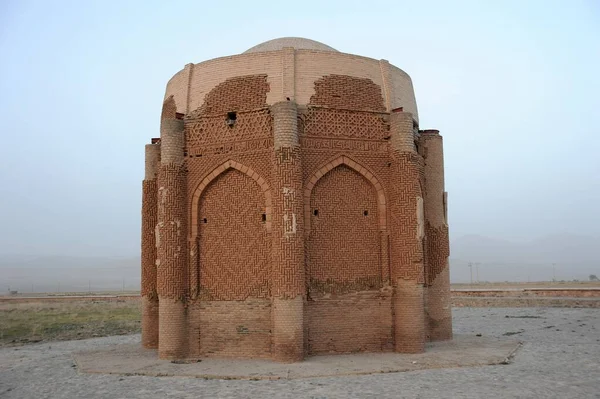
[192,74,269,116]
[310,75,386,112]
[161,96,177,120]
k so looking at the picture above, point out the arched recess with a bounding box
[190,160,272,240]
[189,160,272,297]
[190,161,273,358]
[304,156,392,354]
[304,155,387,237]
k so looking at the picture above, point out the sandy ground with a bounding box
[73,335,520,379]
[1,307,599,398]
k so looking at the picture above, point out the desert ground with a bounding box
[1,285,599,398]
[0,307,599,398]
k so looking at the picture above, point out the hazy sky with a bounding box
[0,0,598,257]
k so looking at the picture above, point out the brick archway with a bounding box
[190,160,272,240]
[304,155,387,236]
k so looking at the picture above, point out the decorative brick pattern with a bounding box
[141,179,158,299]
[389,151,425,283]
[189,74,269,117]
[271,147,304,298]
[185,109,272,154]
[189,160,272,242]
[309,75,386,112]
[156,164,188,299]
[425,223,450,283]
[197,169,271,300]
[307,165,381,294]
[303,155,387,236]
[302,108,388,140]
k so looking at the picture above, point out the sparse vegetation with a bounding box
[0,299,141,346]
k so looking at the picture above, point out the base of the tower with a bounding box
[74,335,521,380]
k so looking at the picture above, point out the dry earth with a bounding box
[1,307,599,398]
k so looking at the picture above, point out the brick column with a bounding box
[141,143,160,348]
[271,101,305,362]
[388,111,426,353]
[157,118,188,359]
[421,130,452,341]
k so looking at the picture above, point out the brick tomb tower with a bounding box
[140,37,452,362]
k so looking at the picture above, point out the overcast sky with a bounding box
[0,0,598,257]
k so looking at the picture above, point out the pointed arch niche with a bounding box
[190,160,272,240]
[303,155,387,236]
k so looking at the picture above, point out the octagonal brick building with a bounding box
[141,37,452,362]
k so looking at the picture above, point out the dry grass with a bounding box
[0,299,141,347]
[451,281,600,289]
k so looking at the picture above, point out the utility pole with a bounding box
[475,263,480,284]
[468,262,473,285]
[552,263,556,282]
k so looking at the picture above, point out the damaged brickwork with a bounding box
[140,38,452,362]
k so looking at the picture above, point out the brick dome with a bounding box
[244,37,338,54]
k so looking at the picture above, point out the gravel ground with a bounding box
[1,307,599,399]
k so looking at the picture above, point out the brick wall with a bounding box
[188,299,272,358]
[310,75,386,112]
[307,290,393,354]
[161,96,177,120]
[145,47,449,360]
[307,165,381,294]
[141,143,160,348]
[164,49,418,120]
[198,168,271,300]
[195,74,269,115]
[300,76,398,355]
[421,131,452,341]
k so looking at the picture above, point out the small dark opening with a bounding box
[202,218,207,223]
[226,112,237,127]
[363,210,369,216]
[262,213,267,222]
[313,209,319,216]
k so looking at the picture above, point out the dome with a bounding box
[244,37,338,54]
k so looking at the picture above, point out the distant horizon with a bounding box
[0,230,597,258]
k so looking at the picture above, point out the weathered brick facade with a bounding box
[140,37,452,362]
